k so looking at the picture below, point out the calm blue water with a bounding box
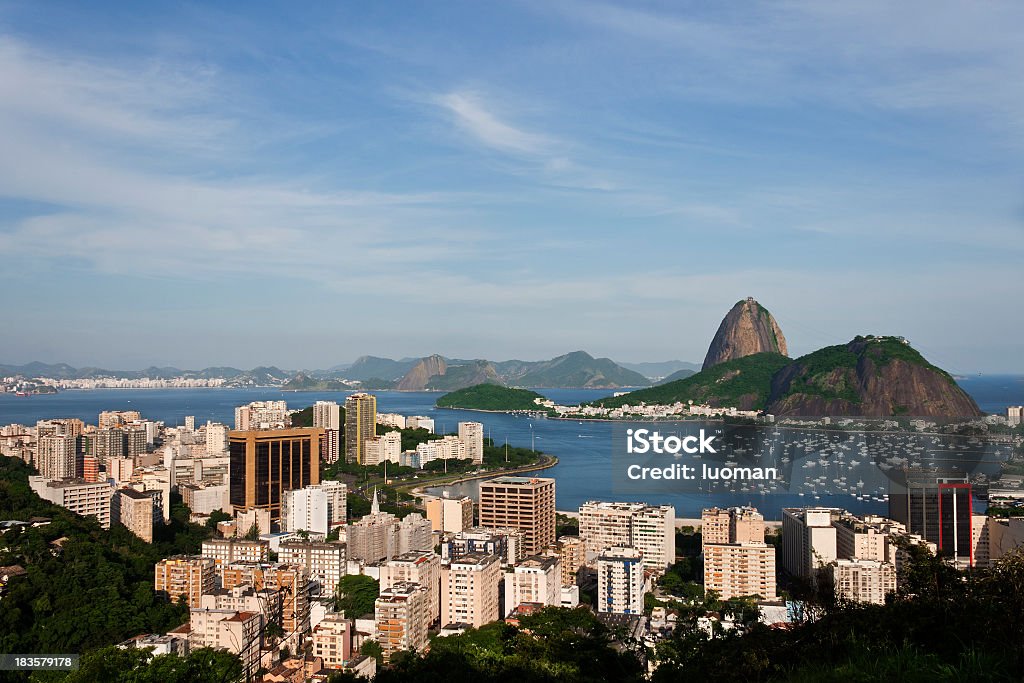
[1,377,1020,520]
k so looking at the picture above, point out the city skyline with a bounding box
[1,3,1023,373]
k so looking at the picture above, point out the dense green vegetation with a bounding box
[377,607,645,683]
[0,458,222,679]
[436,384,549,411]
[656,367,698,384]
[335,575,380,619]
[52,646,240,683]
[593,353,791,410]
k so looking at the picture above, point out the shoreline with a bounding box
[407,453,558,500]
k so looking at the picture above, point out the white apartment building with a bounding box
[278,540,347,597]
[204,422,229,456]
[406,416,434,433]
[377,413,406,430]
[234,401,289,431]
[415,435,467,467]
[29,476,113,529]
[830,559,896,605]
[313,401,341,430]
[782,508,839,580]
[503,555,561,616]
[280,481,347,535]
[36,434,77,480]
[376,582,431,662]
[597,546,645,615]
[200,538,269,568]
[579,501,675,571]
[380,551,441,625]
[458,422,484,464]
[441,552,500,628]
[364,431,401,466]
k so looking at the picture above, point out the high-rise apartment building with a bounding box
[184,416,196,432]
[281,481,349,535]
[425,496,474,533]
[830,559,896,605]
[189,609,262,680]
[36,434,77,480]
[478,476,555,556]
[782,508,839,579]
[219,562,310,636]
[228,428,321,521]
[380,551,441,625]
[458,422,484,464]
[441,552,500,628]
[597,546,644,615]
[312,615,352,669]
[701,506,765,549]
[1008,406,1023,427]
[234,401,289,431]
[201,538,270,568]
[503,555,561,616]
[113,487,158,543]
[29,476,113,528]
[703,542,776,600]
[364,431,401,466]
[278,540,346,597]
[314,401,342,463]
[441,527,525,566]
[552,536,585,586]
[98,410,141,430]
[94,428,128,462]
[204,422,229,456]
[154,556,216,607]
[376,582,431,662]
[579,501,675,571]
[344,393,376,464]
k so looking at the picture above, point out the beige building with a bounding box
[219,562,310,637]
[154,556,216,607]
[234,401,289,431]
[503,555,561,616]
[278,540,347,598]
[99,410,141,430]
[425,496,474,533]
[376,582,431,662]
[29,476,113,529]
[597,546,644,615]
[344,393,377,464]
[830,559,896,604]
[479,477,555,556]
[551,535,585,586]
[834,515,888,561]
[113,487,157,543]
[363,431,401,466]
[703,542,777,600]
[701,506,765,549]
[441,552,501,628]
[380,551,441,625]
[36,434,77,480]
[458,422,484,464]
[189,609,262,680]
[312,614,352,669]
[201,538,270,568]
[580,501,675,571]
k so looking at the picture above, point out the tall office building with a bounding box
[579,501,675,571]
[889,470,975,565]
[458,422,484,464]
[703,542,776,600]
[376,582,431,662]
[441,553,500,628]
[478,476,555,556]
[597,546,644,615]
[228,428,322,521]
[36,434,77,480]
[344,394,377,464]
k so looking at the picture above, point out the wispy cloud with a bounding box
[436,91,552,156]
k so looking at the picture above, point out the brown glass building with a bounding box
[229,428,322,521]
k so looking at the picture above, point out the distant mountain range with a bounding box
[1,351,683,390]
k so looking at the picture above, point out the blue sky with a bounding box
[0,1,1022,372]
